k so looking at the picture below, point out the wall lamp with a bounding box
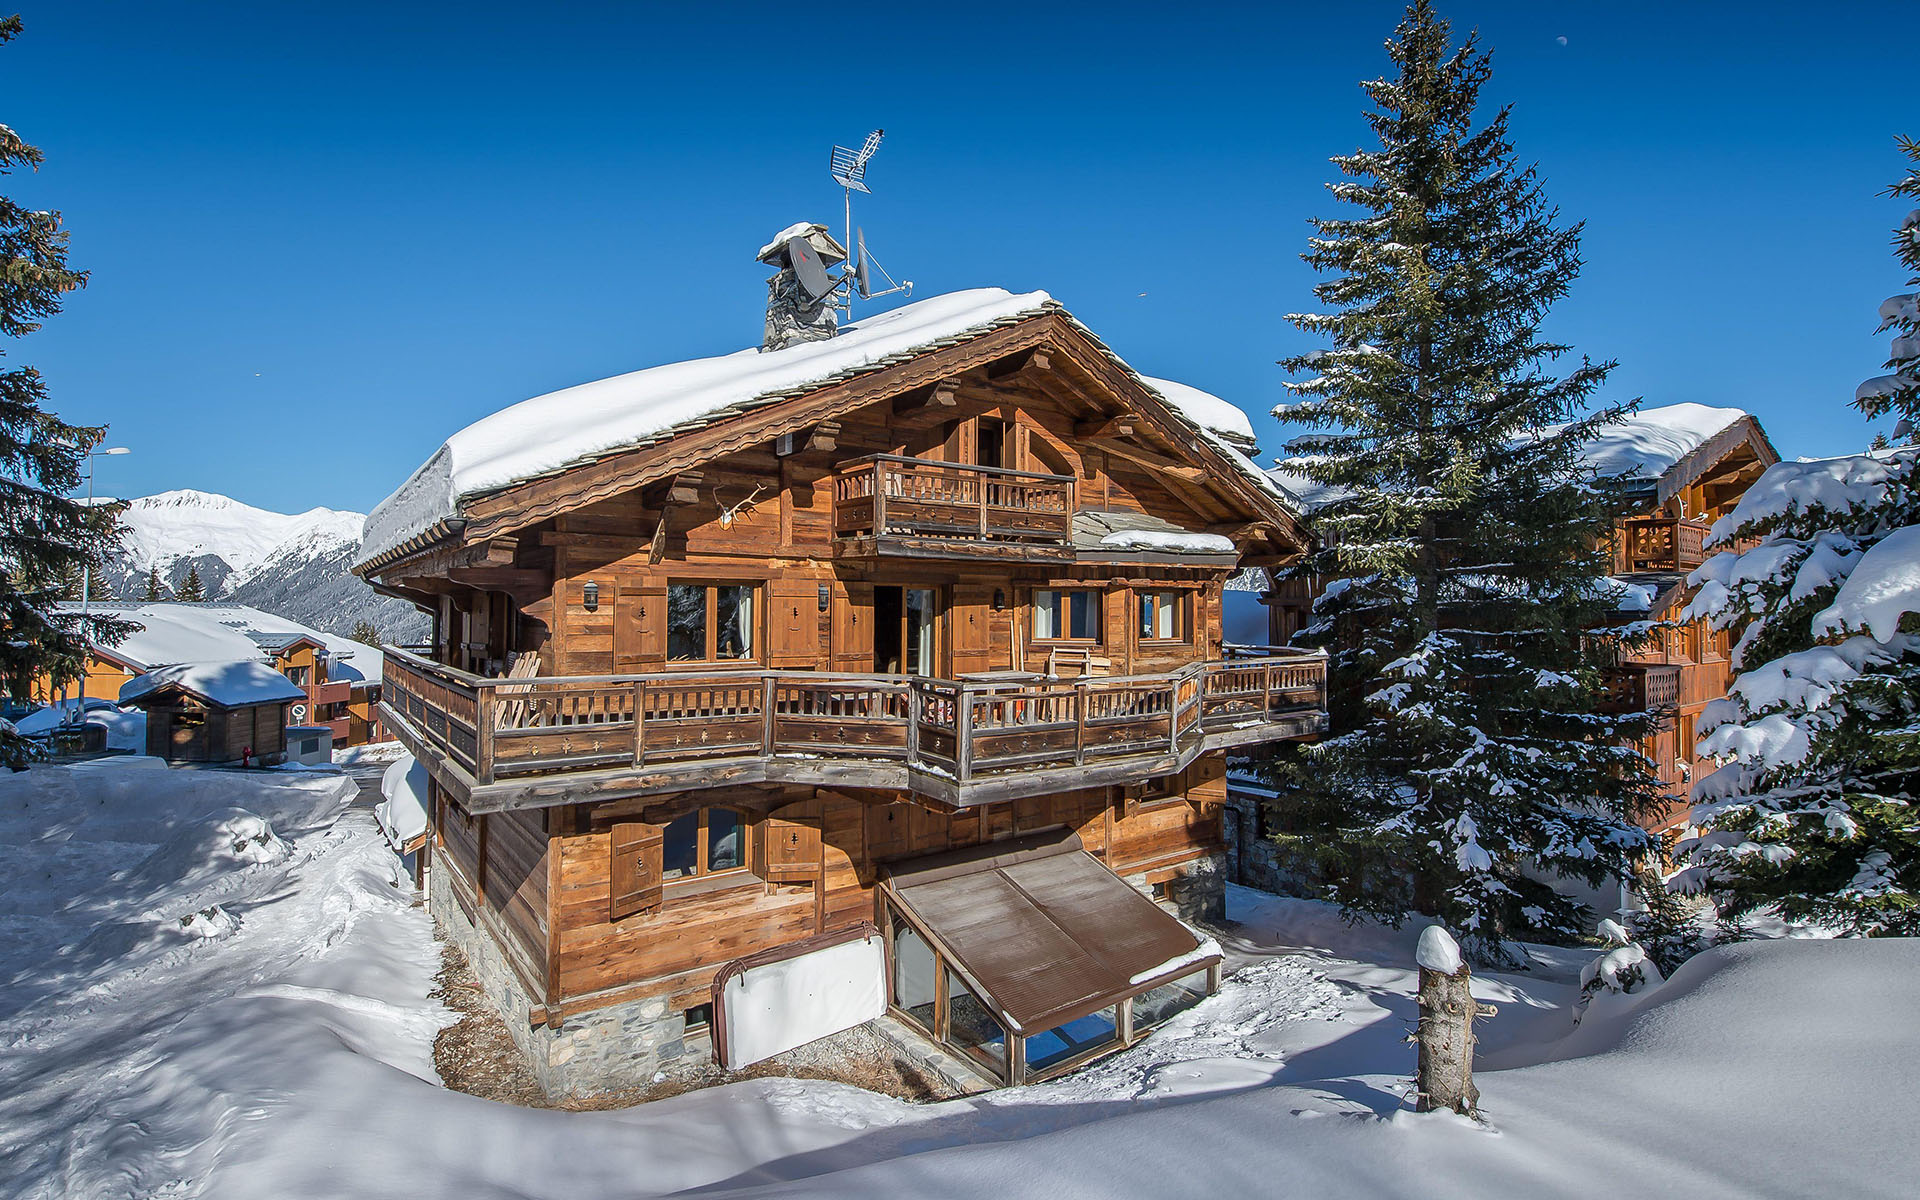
[583,581,600,612]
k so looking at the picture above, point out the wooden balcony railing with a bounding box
[381,645,1325,803]
[832,455,1075,552]
[1618,516,1711,573]
[1601,662,1682,724]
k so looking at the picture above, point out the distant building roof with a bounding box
[120,660,308,708]
[67,602,381,686]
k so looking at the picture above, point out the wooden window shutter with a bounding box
[831,582,874,672]
[760,817,822,881]
[768,578,821,667]
[616,585,668,670]
[609,821,664,920]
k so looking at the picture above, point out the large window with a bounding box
[1024,1006,1118,1074]
[1033,589,1101,642]
[1137,591,1185,642]
[890,911,937,1030]
[660,807,748,881]
[667,583,757,662]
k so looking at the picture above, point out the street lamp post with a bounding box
[73,445,130,720]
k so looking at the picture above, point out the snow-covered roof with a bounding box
[1568,402,1750,484]
[361,289,1302,564]
[362,289,1056,561]
[1266,404,1757,515]
[120,660,309,708]
[1136,375,1256,444]
[68,602,382,686]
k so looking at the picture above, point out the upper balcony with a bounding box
[1618,516,1711,574]
[1600,662,1680,723]
[832,455,1077,562]
[381,645,1326,814]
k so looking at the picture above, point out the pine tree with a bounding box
[350,619,382,646]
[176,563,205,602]
[0,16,130,768]
[143,565,162,601]
[1679,141,1920,936]
[1262,1,1663,964]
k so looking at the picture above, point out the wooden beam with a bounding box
[1075,413,1138,440]
[806,420,840,453]
[1089,438,1208,483]
[891,378,960,415]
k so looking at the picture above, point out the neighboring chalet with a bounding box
[27,602,388,748]
[1231,403,1779,894]
[119,660,308,764]
[357,275,1326,1096]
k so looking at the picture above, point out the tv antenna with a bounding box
[827,129,911,314]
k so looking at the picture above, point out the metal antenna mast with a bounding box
[827,129,911,318]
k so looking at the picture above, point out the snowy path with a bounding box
[2,763,1913,1200]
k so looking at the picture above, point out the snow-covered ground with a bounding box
[2,762,1912,1199]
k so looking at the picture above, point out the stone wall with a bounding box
[427,864,706,1100]
[1123,850,1228,925]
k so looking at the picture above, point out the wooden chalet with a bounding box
[357,283,1326,1095]
[118,659,307,764]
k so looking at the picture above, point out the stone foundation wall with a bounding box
[1124,851,1227,925]
[427,864,707,1100]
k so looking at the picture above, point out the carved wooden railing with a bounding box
[1618,517,1711,573]
[1600,662,1682,722]
[832,455,1075,548]
[382,646,1326,789]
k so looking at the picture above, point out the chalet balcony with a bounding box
[831,455,1076,562]
[380,645,1326,814]
[1618,516,1711,573]
[1600,662,1681,724]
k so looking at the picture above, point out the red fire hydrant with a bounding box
[241,745,253,769]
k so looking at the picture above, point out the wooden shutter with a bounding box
[769,578,822,667]
[616,584,667,671]
[760,817,823,881]
[609,821,664,920]
[950,584,992,676]
[830,581,874,672]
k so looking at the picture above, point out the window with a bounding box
[1138,591,1184,641]
[1024,1006,1118,1074]
[286,665,311,686]
[659,807,750,881]
[683,1002,713,1035]
[1131,969,1209,1032]
[890,910,937,1030]
[667,583,757,662]
[1033,589,1101,641]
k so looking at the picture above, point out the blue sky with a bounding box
[4,1,1911,514]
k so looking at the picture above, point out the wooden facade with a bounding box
[132,692,289,764]
[361,308,1326,1081]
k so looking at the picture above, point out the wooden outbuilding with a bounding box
[119,660,307,765]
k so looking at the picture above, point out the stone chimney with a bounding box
[757,222,847,352]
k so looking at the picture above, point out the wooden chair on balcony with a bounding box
[494,651,543,729]
[1045,647,1112,679]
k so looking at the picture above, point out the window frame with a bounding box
[1136,590,1188,644]
[659,806,753,884]
[666,581,762,665]
[1031,588,1103,644]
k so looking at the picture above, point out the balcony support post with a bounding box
[475,687,496,785]
[761,675,776,758]
[957,689,975,781]
[632,680,646,767]
[1075,680,1089,766]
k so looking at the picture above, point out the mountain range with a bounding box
[98,490,429,640]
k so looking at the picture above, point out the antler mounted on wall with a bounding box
[715,483,768,529]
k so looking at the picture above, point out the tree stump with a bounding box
[1413,927,1497,1116]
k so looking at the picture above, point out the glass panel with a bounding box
[1024,1006,1118,1074]
[1067,592,1100,641]
[906,589,936,676]
[667,585,707,661]
[707,808,744,872]
[890,911,937,1030]
[715,586,753,659]
[944,967,1007,1079]
[661,812,698,880]
[1131,968,1209,1031]
[1033,590,1060,640]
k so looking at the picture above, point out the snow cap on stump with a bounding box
[1416,924,1463,974]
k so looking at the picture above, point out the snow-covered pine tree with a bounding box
[176,563,205,602]
[0,16,130,767]
[143,565,162,601]
[1263,1,1663,964]
[1678,142,1920,936]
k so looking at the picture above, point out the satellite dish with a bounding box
[786,235,833,300]
[855,229,872,299]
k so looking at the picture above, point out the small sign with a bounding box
[290,703,308,722]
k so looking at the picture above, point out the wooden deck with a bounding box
[832,455,1076,561]
[383,646,1326,813]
